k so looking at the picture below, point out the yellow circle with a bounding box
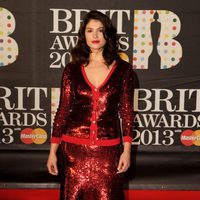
[150,18,154,23]
[193,130,200,146]
[33,128,47,144]
[164,34,169,39]
[118,52,129,62]
[171,50,176,54]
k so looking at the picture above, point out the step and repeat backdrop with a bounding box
[0,0,200,190]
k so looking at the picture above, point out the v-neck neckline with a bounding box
[81,62,117,90]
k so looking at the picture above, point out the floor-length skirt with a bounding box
[59,142,125,200]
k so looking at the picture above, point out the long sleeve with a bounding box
[51,64,74,144]
[119,64,135,143]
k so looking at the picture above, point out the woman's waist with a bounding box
[61,134,121,146]
[67,120,121,132]
[64,127,121,138]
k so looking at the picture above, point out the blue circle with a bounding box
[133,49,137,53]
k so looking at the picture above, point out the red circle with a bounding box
[133,57,137,61]
[180,130,194,146]
[20,128,34,144]
[172,26,176,30]
[150,10,154,14]
[164,42,168,46]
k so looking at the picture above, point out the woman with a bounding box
[47,10,134,200]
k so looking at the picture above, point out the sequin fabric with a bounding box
[59,142,125,200]
[51,58,134,200]
[51,58,135,146]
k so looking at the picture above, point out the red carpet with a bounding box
[0,189,200,200]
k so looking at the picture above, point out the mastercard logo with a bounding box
[20,128,47,144]
[118,52,129,62]
[180,129,200,146]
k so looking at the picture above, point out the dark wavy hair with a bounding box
[71,10,119,66]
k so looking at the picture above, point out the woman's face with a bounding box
[85,19,106,52]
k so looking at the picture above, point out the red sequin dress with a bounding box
[51,58,135,200]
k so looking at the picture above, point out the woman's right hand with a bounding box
[46,153,58,176]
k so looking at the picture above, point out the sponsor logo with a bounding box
[20,128,47,144]
[180,129,200,146]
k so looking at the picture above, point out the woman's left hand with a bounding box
[117,151,131,173]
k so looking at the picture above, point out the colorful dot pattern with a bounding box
[51,88,60,131]
[133,10,182,69]
[0,7,19,67]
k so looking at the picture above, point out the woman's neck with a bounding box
[89,48,104,63]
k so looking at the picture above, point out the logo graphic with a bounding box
[180,129,200,146]
[133,10,182,69]
[20,128,47,144]
[0,7,19,67]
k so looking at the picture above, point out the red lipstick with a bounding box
[91,40,100,44]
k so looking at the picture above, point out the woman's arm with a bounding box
[47,64,74,175]
[51,63,74,144]
[117,63,135,173]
